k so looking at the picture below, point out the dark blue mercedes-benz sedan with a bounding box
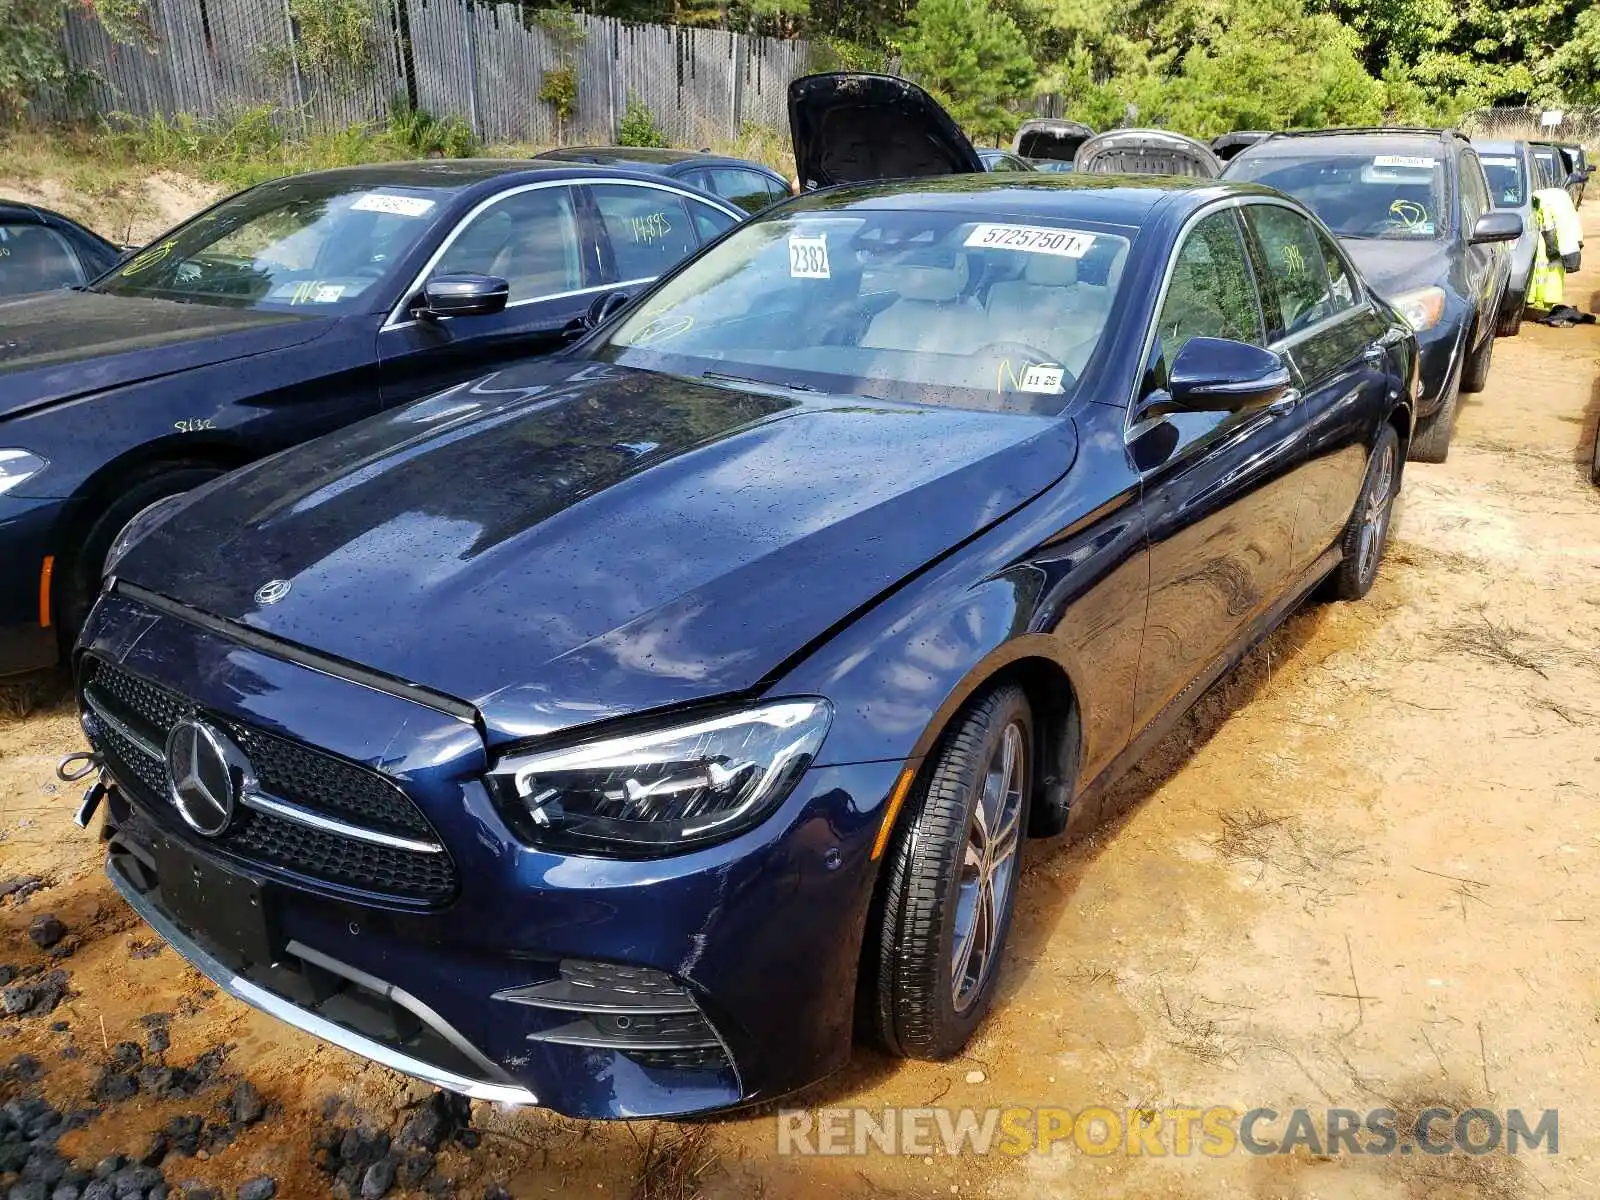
[67,76,1419,1120]
[0,159,743,675]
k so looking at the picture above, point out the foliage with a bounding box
[96,102,479,190]
[538,68,579,122]
[286,0,376,78]
[91,0,156,47]
[1551,3,1600,105]
[529,4,586,48]
[898,0,1037,143]
[386,101,479,156]
[616,96,669,146]
[0,0,72,122]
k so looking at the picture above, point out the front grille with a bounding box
[83,657,457,905]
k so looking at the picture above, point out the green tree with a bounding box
[898,0,1038,143]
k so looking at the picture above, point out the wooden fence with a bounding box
[38,0,813,146]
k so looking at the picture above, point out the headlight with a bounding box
[0,450,47,497]
[103,492,193,577]
[486,699,833,857]
[1390,287,1447,332]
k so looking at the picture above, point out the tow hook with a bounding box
[57,752,106,830]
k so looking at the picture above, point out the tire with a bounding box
[1459,325,1494,394]
[873,685,1032,1060]
[1409,358,1461,463]
[59,464,226,646]
[1497,297,1524,338]
[1327,425,1400,601]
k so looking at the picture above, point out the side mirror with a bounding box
[1470,211,1523,244]
[415,273,509,320]
[1136,337,1292,424]
[585,289,632,330]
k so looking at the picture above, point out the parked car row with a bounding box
[2,72,1525,1122]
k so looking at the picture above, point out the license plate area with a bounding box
[151,834,279,969]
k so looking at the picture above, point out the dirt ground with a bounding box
[2,200,1600,1200]
[0,168,220,248]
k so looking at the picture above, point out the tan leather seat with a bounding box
[862,254,983,355]
[984,252,1111,374]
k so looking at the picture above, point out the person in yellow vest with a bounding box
[1526,193,1564,311]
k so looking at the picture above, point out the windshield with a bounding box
[1480,154,1527,207]
[95,177,447,311]
[1229,152,1447,239]
[596,210,1129,414]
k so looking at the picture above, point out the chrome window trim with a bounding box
[383,176,741,332]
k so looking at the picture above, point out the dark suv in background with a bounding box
[1226,128,1519,461]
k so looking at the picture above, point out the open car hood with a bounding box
[1014,119,1095,163]
[1211,131,1274,162]
[788,73,984,189]
[1075,129,1223,179]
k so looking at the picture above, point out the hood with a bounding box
[1337,237,1452,299]
[118,360,1077,744]
[1013,119,1095,163]
[788,73,984,189]
[0,290,331,420]
[1211,131,1273,162]
[1075,130,1222,179]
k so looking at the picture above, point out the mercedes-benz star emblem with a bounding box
[255,578,292,605]
[165,718,242,837]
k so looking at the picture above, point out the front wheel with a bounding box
[1327,425,1400,601]
[1409,359,1461,463]
[872,685,1032,1060]
[60,464,226,648]
[1460,326,1495,393]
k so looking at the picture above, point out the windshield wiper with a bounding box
[702,370,821,394]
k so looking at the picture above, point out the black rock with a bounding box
[423,1181,455,1200]
[481,1187,512,1200]
[92,1156,126,1180]
[48,1021,68,1033]
[359,1156,397,1200]
[50,1182,82,1200]
[9,1180,50,1200]
[4,1054,44,1082]
[136,1067,175,1098]
[79,1183,114,1200]
[25,916,65,950]
[107,1164,161,1199]
[227,1083,264,1127]
[108,1043,142,1072]
[454,1129,480,1150]
[144,1028,169,1056]
[397,1152,435,1189]
[58,1046,80,1062]
[0,876,44,904]
[235,1178,275,1200]
[1,972,69,1018]
[163,1115,202,1157]
[137,1131,167,1168]
[397,1108,445,1153]
[177,1187,217,1200]
[90,1070,137,1104]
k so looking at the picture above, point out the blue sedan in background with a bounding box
[69,75,1417,1120]
[0,160,742,675]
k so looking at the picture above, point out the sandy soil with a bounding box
[0,169,219,246]
[2,206,1599,1200]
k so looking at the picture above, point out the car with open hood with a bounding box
[1075,129,1223,178]
[1012,118,1096,172]
[1225,128,1520,462]
[0,160,742,675]
[67,74,1418,1121]
[0,200,121,298]
[1211,130,1274,163]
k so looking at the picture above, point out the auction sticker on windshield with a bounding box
[789,234,831,279]
[964,224,1095,257]
[350,193,437,217]
[1373,155,1436,170]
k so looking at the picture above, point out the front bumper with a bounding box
[78,587,902,1119]
[1414,321,1466,416]
[0,494,70,675]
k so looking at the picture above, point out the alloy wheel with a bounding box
[950,720,1026,1013]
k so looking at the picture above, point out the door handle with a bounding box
[1363,345,1385,365]
[1266,388,1301,415]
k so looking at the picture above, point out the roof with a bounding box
[534,146,706,168]
[788,172,1240,228]
[1243,131,1459,159]
[255,159,578,188]
[1471,139,1525,154]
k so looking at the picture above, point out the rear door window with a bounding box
[591,184,699,282]
[0,223,86,296]
[707,169,778,214]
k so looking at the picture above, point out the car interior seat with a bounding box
[861,251,983,355]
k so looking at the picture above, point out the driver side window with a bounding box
[1154,209,1264,368]
[432,186,583,302]
[1244,205,1335,337]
